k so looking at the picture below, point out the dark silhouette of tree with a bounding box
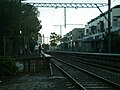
[42,44,49,50]
[0,1,41,56]
[50,32,62,46]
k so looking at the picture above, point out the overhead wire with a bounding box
[53,0,63,32]
[55,0,75,29]
[68,0,85,27]
[111,0,118,6]
[112,0,116,2]
[84,0,118,25]
[48,0,61,26]
[71,0,74,3]
[57,0,63,25]
[63,0,77,28]
[50,8,55,27]
[84,0,108,24]
[57,0,64,26]
[69,0,76,21]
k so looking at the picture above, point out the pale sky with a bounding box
[22,0,120,44]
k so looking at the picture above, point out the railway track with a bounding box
[50,58,119,90]
[48,51,120,74]
[52,53,120,77]
[46,51,120,89]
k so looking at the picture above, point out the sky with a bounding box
[22,0,120,44]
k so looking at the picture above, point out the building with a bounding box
[61,5,120,53]
[62,28,85,51]
[80,5,120,53]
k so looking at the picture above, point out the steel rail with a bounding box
[50,53,120,86]
[49,51,120,57]
[48,51,120,68]
[55,54,120,73]
[50,59,86,90]
[71,56,120,73]
[53,57,120,89]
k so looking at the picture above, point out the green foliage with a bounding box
[50,32,62,46]
[0,1,21,36]
[20,4,41,36]
[42,44,49,50]
[0,56,17,79]
[0,1,41,56]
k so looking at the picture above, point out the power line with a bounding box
[51,9,55,26]
[53,24,83,36]
[112,0,116,2]
[111,0,117,5]
[71,0,74,3]
[67,0,77,26]
[23,1,108,29]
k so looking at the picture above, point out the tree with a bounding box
[0,1,41,56]
[42,44,49,50]
[19,4,41,54]
[50,32,62,46]
[0,1,22,56]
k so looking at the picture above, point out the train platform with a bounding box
[0,72,71,90]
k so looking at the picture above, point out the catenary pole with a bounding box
[108,0,111,52]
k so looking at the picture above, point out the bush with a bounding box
[0,56,17,79]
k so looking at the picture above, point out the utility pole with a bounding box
[108,0,111,52]
[64,7,66,28]
[42,34,45,44]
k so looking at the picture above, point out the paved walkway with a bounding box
[0,72,70,90]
